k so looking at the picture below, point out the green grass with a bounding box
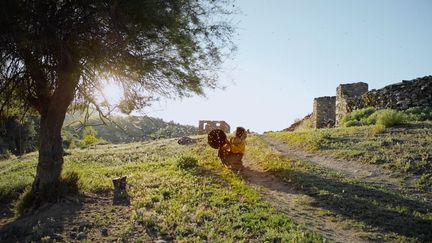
[0,138,322,242]
[267,123,432,191]
[247,136,432,242]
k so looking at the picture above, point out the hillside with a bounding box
[1,124,432,242]
[64,114,198,143]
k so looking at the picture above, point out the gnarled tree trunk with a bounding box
[31,58,79,192]
[32,106,68,191]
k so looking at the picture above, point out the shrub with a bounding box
[403,107,432,121]
[0,149,12,160]
[342,108,407,128]
[341,107,376,127]
[344,120,361,127]
[177,156,198,170]
[371,124,386,134]
[373,109,407,127]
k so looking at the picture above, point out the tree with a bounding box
[0,0,235,199]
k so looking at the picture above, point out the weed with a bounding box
[176,155,198,170]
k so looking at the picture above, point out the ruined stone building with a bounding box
[310,76,432,129]
[198,120,230,134]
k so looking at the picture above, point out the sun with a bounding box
[99,79,123,105]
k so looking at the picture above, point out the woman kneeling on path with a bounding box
[218,127,247,171]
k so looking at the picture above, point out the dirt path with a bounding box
[262,136,399,184]
[240,135,432,242]
[241,157,372,243]
[261,136,432,202]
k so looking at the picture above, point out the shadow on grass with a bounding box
[0,197,84,242]
[241,167,432,241]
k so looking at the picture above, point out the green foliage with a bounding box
[342,108,407,128]
[0,0,235,114]
[341,107,376,126]
[82,127,98,138]
[0,116,39,156]
[372,109,407,127]
[404,107,432,121]
[64,114,198,143]
[80,135,99,147]
[176,156,199,170]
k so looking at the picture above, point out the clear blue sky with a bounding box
[140,0,432,133]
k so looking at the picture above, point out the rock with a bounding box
[368,172,378,177]
[69,231,77,239]
[155,240,167,243]
[77,232,86,240]
[79,220,92,231]
[177,136,195,145]
[101,227,108,237]
[52,233,64,241]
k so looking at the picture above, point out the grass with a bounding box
[267,123,432,191]
[246,136,432,242]
[0,138,322,242]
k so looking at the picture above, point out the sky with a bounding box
[105,0,432,133]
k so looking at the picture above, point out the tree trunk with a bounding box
[32,108,68,191]
[31,57,79,192]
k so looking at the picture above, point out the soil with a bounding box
[0,192,135,242]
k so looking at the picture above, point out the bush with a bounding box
[341,107,376,127]
[0,149,12,160]
[342,108,407,128]
[403,107,432,121]
[372,109,407,127]
[177,156,198,170]
[344,120,361,127]
[371,124,386,134]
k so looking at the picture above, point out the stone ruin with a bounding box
[198,120,230,134]
[312,96,336,128]
[335,82,369,126]
[310,75,432,129]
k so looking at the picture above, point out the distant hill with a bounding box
[63,114,198,143]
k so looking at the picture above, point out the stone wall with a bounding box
[198,120,230,134]
[347,76,432,112]
[284,75,432,131]
[335,82,368,125]
[312,96,336,128]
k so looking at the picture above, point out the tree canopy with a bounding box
[0,0,236,197]
[0,0,235,115]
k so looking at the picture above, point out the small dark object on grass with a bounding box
[178,136,195,145]
[112,176,129,205]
